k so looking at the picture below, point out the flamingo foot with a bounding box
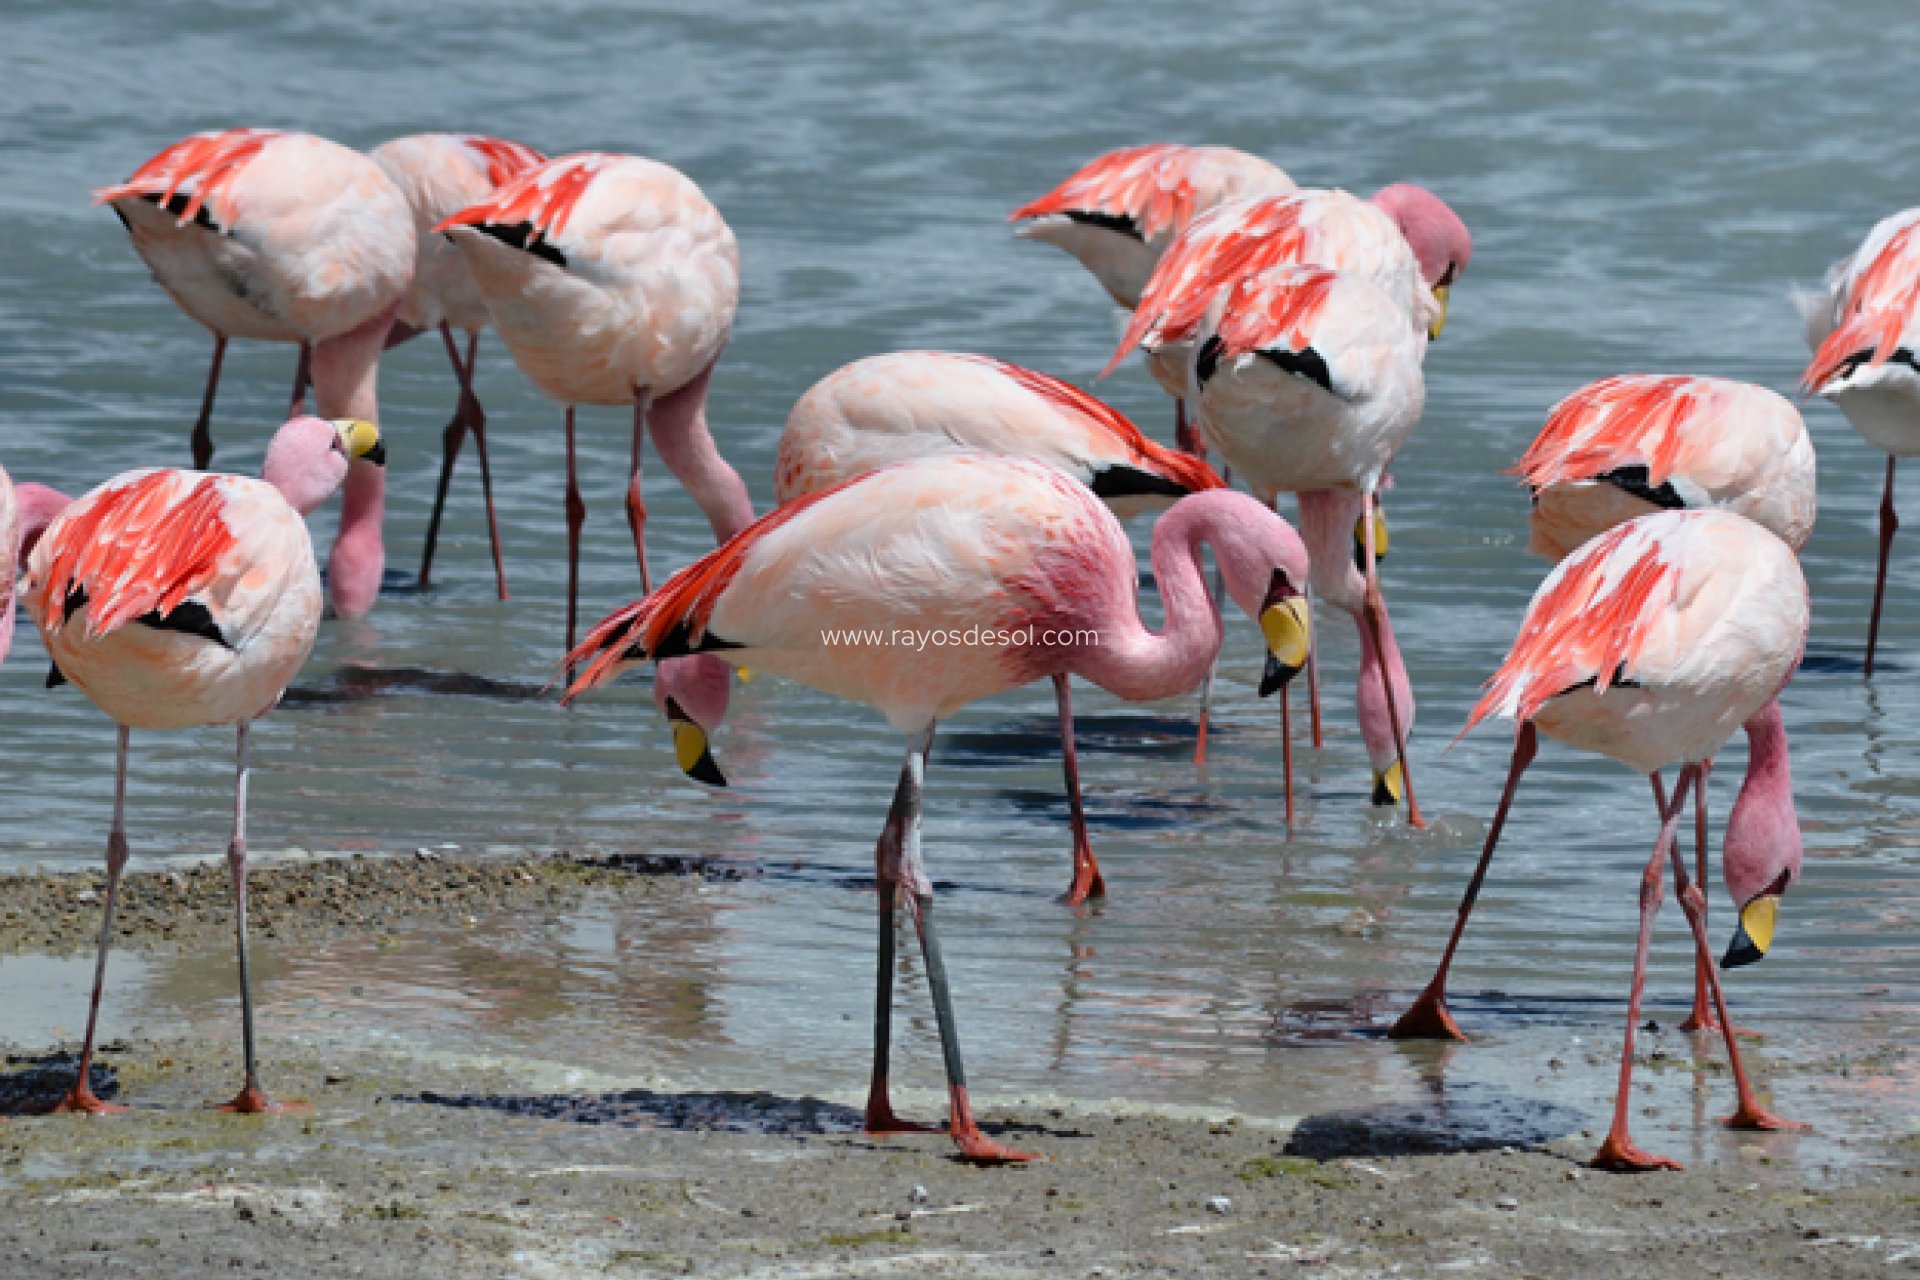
[1059,856,1107,907]
[863,1081,940,1136]
[51,1086,129,1116]
[950,1123,1041,1165]
[1724,1104,1806,1133]
[213,1083,310,1115]
[1590,1132,1683,1172]
[1389,983,1468,1041]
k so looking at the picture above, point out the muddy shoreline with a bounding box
[1,852,1916,1278]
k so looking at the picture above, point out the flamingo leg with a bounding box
[1866,455,1898,678]
[1592,769,1689,1172]
[418,322,472,592]
[627,391,653,594]
[54,725,133,1115]
[1281,684,1295,826]
[1193,556,1226,769]
[1305,584,1324,749]
[461,332,509,602]
[1391,722,1537,1040]
[865,755,939,1136]
[1661,797,1805,1134]
[1054,674,1106,906]
[190,334,227,471]
[1677,760,1744,1035]
[1174,398,1204,459]
[1359,490,1423,827]
[214,724,299,1114]
[563,406,586,678]
[289,342,312,418]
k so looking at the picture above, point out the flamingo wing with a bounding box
[1802,216,1920,393]
[433,151,616,265]
[457,135,549,187]
[92,128,282,233]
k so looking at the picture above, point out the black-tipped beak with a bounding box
[1720,895,1778,970]
[363,440,387,467]
[1260,651,1302,697]
[1721,924,1763,970]
[666,698,727,788]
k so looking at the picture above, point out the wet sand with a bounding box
[2,852,1916,1277]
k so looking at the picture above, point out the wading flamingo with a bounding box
[1010,144,1296,454]
[436,152,754,661]
[563,454,1312,1163]
[1495,374,1815,1033]
[754,350,1223,903]
[95,130,412,618]
[371,132,546,596]
[1188,266,1426,822]
[24,415,386,1114]
[1798,208,1920,675]
[1391,509,1807,1171]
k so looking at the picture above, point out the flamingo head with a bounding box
[1181,489,1313,695]
[1370,183,1472,338]
[655,654,734,787]
[1720,701,1801,969]
[13,483,72,570]
[263,416,385,516]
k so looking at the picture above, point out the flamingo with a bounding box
[1390,509,1807,1171]
[1463,373,1816,1036]
[563,454,1313,1163]
[94,130,413,618]
[1010,144,1296,454]
[1188,265,1426,823]
[0,477,73,666]
[371,132,546,597]
[1797,208,1920,675]
[750,350,1224,903]
[436,152,755,661]
[23,415,385,1115]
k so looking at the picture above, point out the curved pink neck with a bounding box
[312,305,395,617]
[1724,698,1800,900]
[1354,600,1413,770]
[648,363,756,541]
[1071,499,1223,702]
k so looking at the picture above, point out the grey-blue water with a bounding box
[1,0,1916,1169]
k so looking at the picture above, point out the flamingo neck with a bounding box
[1723,699,1800,901]
[648,365,756,541]
[310,305,397,423]
[1072,499,1223,703]
[1353,602,1412,770]
[326,461,387,619]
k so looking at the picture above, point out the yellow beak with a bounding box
[1428,285,1450,340]
[331,418,386,466]
[1259,595,1312,695]
[671,718,727,788]
[1352,507,1390,571]
[1371,760,1405,806]
[1722,895,1778,969]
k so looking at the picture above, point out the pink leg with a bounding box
[1867,456,1898,678]
[563,406,586,677]
[55,725,133,1116]
[1281,682,1295,826]
[1359,491,1423,827]
[1592,770,1689,1172]
[865,755,941,1137]
[213,724,304,1115]
[1391,722,1536,1040]
[462,333,509,601]
[289,343,312,417]
[1305,585,1324,749]
[628,390,653,594]
[191,334,227,471]
[1054,674,1106,906]
[418,323,471,591]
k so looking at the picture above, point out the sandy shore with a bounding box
[2,852,1916,1278]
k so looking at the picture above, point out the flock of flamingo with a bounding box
[0,130,1910,1172]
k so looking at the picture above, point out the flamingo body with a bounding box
[439,152,738,406]
[1800,208,1920,455]
[1011,144,1296,309]
[1518,375,1816,561]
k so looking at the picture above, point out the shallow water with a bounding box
[2,0,1918,1167]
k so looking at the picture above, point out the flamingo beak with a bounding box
[1428,285,1450,340]
[1721,894,1779,969]
[664,697,727,787]
[331,418,386,467]
[1371,760,1405,806]
[1259,595,1311,696]
[1351,507,1390,572]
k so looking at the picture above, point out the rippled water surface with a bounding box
[3,0,1918,1165]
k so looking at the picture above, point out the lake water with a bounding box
[2,0,1916,1168]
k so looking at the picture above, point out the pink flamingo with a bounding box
[1797,209,1920,675]
[1010,144,1296,454]
[755,350,1226,903]
[1391,509,1807,1171]
[23,415,385,1115]
[436,152,754,660]
[0,476,72,667]
[564,454,1312,1163]
[371,133,546,597]
[1188,265,1427,822]
[94,130,413,619]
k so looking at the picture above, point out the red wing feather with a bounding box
[1802,223,1920,392]
[1512,375,1709,489]
[459,136,549,188]
[92,128,281,229]
[433,152,611,242]
[35,473,239,641]
[1464,522,1678,733]
[1208,267,1339,362]
[1011,144,1196,241]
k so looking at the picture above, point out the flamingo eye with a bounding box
[1437,262,1457,289]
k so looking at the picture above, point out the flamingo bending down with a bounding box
[1797,208,1920,675]
[1390,510,1807,1171]
[371,133,547,597]
[24,415,385,1114]
[1189,266,1426,822]
[94,130,412,618]
[437,152,754,660]
[752,349,1224,903]
[564,454,1312,1163]
[1495,374,1816,1034]
[1009,143,1296,454]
